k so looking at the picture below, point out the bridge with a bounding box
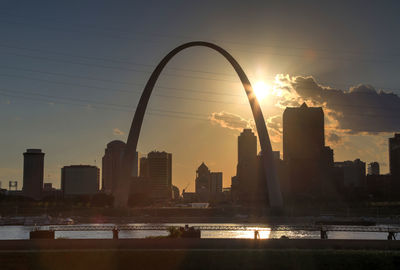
[47,224,400,239]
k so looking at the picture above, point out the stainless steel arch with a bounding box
[114,41,283,211]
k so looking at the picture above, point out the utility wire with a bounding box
[1,43,399,93]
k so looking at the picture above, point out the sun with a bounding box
[253,81,270,101]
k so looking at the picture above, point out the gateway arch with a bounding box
[114,41,283,211]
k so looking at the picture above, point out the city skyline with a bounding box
[0,1,399,192]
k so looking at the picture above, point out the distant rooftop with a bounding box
[24,149,44,154]
[62,165,99,169]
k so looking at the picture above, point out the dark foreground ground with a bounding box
[1,239,400,270]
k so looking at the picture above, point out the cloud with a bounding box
[326,132,342,146]
[209,111,254,131]
[266,115,283,143]
[113,128,125,135]
[280,75,400,134]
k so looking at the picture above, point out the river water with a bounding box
[0,223,395,240]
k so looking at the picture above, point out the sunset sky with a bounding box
[0,1,399,192]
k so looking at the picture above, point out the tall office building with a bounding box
[61,165,100,196]
[389,134,400,179]
[234,129,262,204]
[368,162,380,176]
[23,149,44,200]
[283,103,324,161]
[101,140,138,194]
[283,103,326,200]
[140,151,172,201]
[210,172,223,194]
[195,162,211,194]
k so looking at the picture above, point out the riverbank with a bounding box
[0,239,400,270]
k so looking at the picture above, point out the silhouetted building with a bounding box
[283,103,328,201]
[61,165,100,196]
[9,181,18,191]
[128,176,152,206]
[172,185,180,200]
[334,159,366,188]
[43,183,53,192]
[210,172,223,194]
[368,162,380,176]
[389,134,400,179]
[230,175,239,201]
[366,174,391,200]
[194,163,223,202]
[235,129,260,204]
[102,140,138,194]
[182,191,198,203]
[139,151,172,201]
[23,149,44,200]
[195,162,211,200]
[283,103,324,161]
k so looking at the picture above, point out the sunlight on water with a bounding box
[202,228,271,239]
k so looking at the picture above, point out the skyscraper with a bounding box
[210,172,223,194]
[235,129,260,204]
[283,103,324,161]
[102,140,138,194]
[195,162,210,194]
[142,151,172,201]
[283,103,326,200]
[389,134,400,179]
[23,149,44,200]
[195,162,211,201]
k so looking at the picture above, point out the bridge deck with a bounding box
[47,225,400,233]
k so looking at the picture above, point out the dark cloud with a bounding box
[290,76,400,134]
[209,111,253,131]
[327,132,342,145]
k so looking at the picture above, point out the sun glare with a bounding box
[253,81,270,101]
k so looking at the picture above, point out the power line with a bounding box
[0,43,238,78]
[0,87,399,120]
[0,71,398,111]
[0,65,244,97]
[1,51,241,84]
[0,10,399,61]
[0,46,400,95]
[0,18,398,66]
[0,42,399,93]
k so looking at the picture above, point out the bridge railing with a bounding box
[47,224,400,233]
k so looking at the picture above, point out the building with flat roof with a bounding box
[23,149,44,200]
[334,159,366,188]
[283,103,324,161]
[283,103,329,200]
[139,151,172,201]
[61,165,99,196]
